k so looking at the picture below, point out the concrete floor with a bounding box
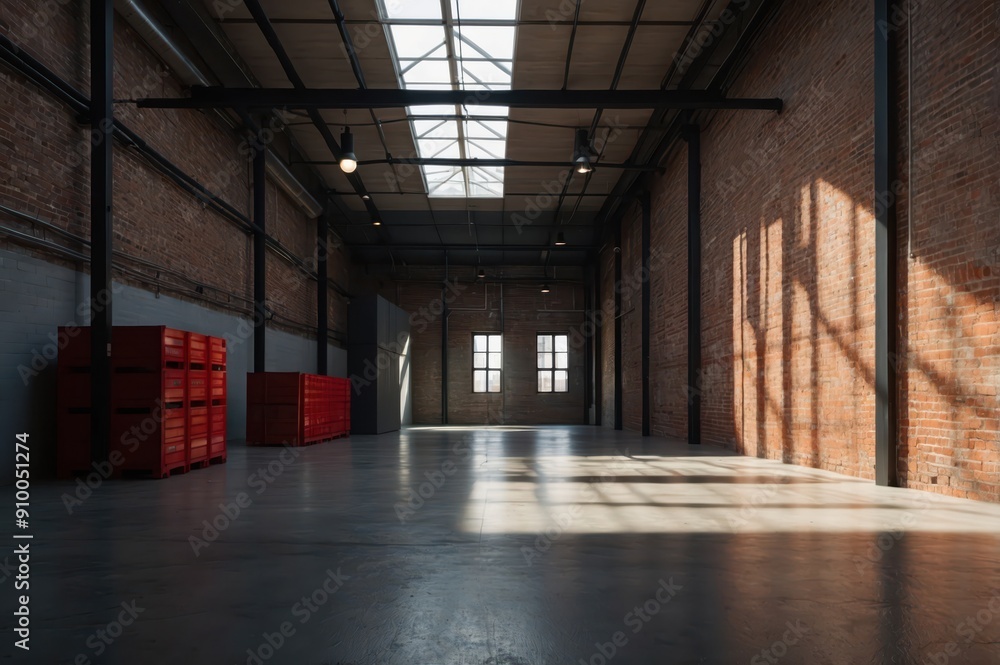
[9,426,1000,664]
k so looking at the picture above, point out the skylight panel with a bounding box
[380,0,519,198]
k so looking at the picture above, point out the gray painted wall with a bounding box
[0,247,346,484]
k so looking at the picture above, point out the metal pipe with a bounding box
[115,0,211,87]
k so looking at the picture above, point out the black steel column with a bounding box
[441,253,449,424]
[875,0,899,486]
[253,144,266,372]
[593,259,603,426]
[641,191,651,436]
[614,222,623,431]
[90,0,113,464]
[316,213,329,375]
[583,264,593,424]
[685,123,702,445]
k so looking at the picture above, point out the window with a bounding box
[379,0,517,198]
[473,334,502,393]
[537,334,569,393]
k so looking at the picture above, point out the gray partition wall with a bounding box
[348,295,410,434]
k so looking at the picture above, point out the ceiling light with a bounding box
[573,128,593,174]
[540,283,551,294]
[372,218,381,226]
[555,232,567,246]
[339,127,357,174]
[477,268,486,279]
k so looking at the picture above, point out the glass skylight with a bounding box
[380,0,519,198]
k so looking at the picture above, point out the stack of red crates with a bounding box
[56,326,227,478]
[246,373,350,446]
[208,336,227,463]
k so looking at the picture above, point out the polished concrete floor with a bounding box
[7,426,1000,664]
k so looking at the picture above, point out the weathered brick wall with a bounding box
[601,0,999,501]
[896,0,999,500]
[385,269,586,425]
[649,146,689,439]
[0,1,349,343]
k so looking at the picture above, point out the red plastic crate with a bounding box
[110,406,187,477]
[187,332,208,367]
[209,372,227,399]
[188,370,209,402]
[112,326,187,367]
[246,373,350,446]
[209,336,226,368]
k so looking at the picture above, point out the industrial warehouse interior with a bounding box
[1,0,998,662]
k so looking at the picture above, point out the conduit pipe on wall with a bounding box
[116,0,323,219]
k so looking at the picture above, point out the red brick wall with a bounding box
[387,270,587,425]
[599,243,616,427]
[0,1,348,340]
[602,0,999,501]
[649,146,690,440]
[896,0,1000,500]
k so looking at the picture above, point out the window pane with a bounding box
[555,335,568,352]
[473,352,487,368]
[386,0,443,19]
[554,370,569,393]
[473,370,487,393]
[451,0,517,21]
[487,370,501,392]
[555,352,568,369]
[389,25,446,59]
[537,335,552,352]
[474,335,487,352]
[488,352,501,368]
[538,371,552,392]
[488,335,501,352]
[537,352,552,369]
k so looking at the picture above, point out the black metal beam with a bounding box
[90,0,113,465]
[641,191,651,437]
[138,88,785,111]
[441,253,449,425]
[351,243,585,252]
[317,213,329,375]
[327,158,663,171]
[241,0,382,222]
[614,222,623,431]
[253,144,267,372]
[583,263,592,425]
[593,259,602,427]
[685,123,702,445]
[874,0,898,487]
